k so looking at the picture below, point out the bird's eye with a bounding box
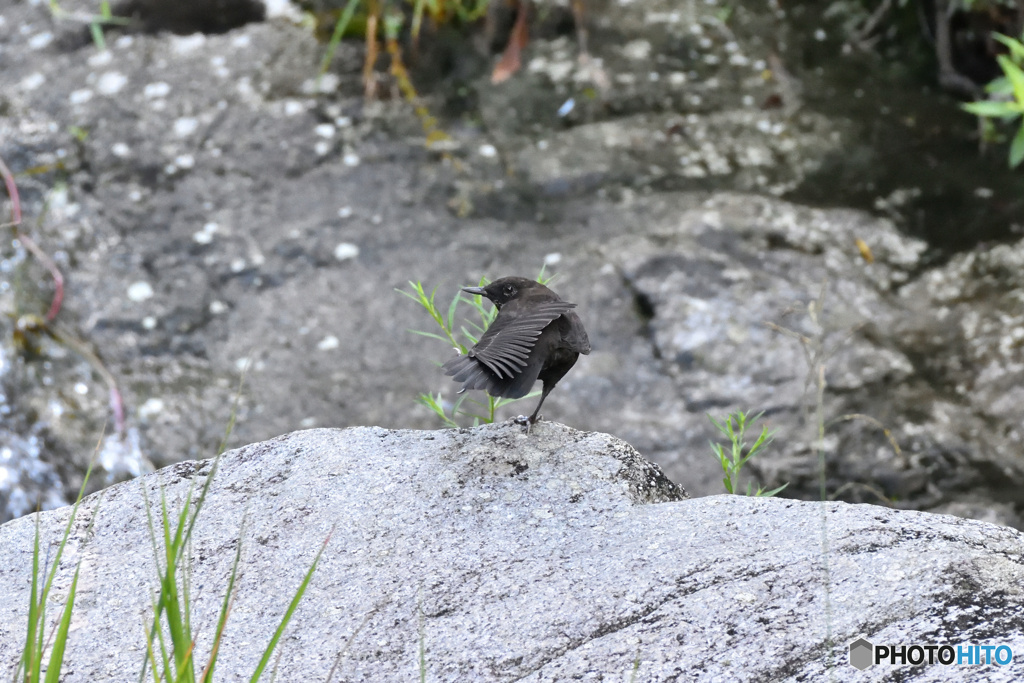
[504,284,515,296]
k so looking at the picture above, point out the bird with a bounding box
[442,276,591,425]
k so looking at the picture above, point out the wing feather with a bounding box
[442,300,576,396]
[468,301,575,379]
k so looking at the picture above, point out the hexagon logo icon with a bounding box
[849,637,874,670]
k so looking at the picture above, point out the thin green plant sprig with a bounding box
[708,410,788,498]
[399,268,553,427]
[137,362,331,683]
[48,1,130,50]
[139,471,332,683]
[962,32,1024,168]
[15,446,102,683]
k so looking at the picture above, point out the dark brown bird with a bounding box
[442,276,591,425]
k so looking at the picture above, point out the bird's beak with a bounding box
[461,286,487,296]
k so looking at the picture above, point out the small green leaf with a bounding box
[961,99,1020,119]
[993,33,1024,63]
[1009,124,1024,168]
[986,76,1013,96]
[997,55,1024,104]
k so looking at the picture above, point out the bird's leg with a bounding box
[527,384,553,424]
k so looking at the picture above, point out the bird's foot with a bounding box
[514,414,539,435]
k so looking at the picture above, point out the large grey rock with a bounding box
[1,425,1022,682]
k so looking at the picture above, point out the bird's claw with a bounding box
[514,415,530,425]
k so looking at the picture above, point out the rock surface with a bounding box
[1,425,1022,682]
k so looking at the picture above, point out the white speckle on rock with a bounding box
[115,35,134,49]
[173,117,199,137]
[175,154,195,169]
[111,142,132,157]
[129,189,143,202]
[20,73,45,90]
[97,71,127,95]
[193,224,215,244]
[478,144,497,158]
[338,206,353,219]
[74,382,89,395]
[28,32,53,50]
[138,398,165,419]
[343,152,360,167]
[299,417,317,428]
[668,72,686,86]
[234,357,251,371]
[172,34,206,54]
[814,29,827,41]
[209,300,228,315]
[164,163,178,175]
[974,187,994,199]
[317,335,340,351]
[236,78,255,98]
[69,89,93,105]
[622,39,651,60]
[334,242,359,261]
[284,100,305,116]
[335,116,352,127]
[315,140,332,156]
[88,50,113,67]
[544,252,562,266]
[232,34,251,48]
[127,281,154,302]
[315,123,336,138]
[230,258,247,273]
[144,82,171,99]
[301,74,339,94]
[265,0,304,20]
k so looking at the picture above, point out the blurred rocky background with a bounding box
[1,0,1023,527]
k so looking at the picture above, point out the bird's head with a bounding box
[461,276,547,308]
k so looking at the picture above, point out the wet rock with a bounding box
[0,426,1022,681]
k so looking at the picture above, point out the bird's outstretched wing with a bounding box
[442,301,576,396]
[468,301,576,378]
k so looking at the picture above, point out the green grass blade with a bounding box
[42,565,80,683]
[317,0,361,77]
[201,517,248,683]
[408,329,451,343]
[249,529,334,682]
[23,510,42,683]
